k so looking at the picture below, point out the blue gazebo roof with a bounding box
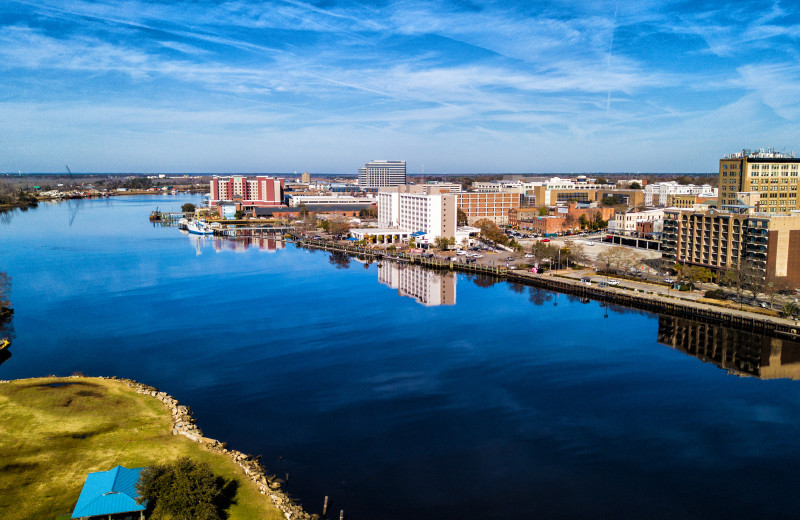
[72,465,147,519]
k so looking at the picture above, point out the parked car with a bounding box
[663,277,675,283]
[524,253,534,258]
[541,239,550,242]
[456,250,466,255]
[608,279,620,286]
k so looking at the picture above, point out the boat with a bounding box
[186,220,213,235]
[0,338,10,351]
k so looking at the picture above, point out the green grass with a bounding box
[0,377,285,520]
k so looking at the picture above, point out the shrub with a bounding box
[704,289,727,300]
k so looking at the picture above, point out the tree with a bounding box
[596,246,637,275]
[590,211,608,230]
[563,214,577,231]
[781,302,799,318]
[629,182,642,189]
[435,236,455,250]
[563,242,586,267]
[720,262,762,304]
[136,457,226,520]
[595,177,609,185]
[474,219,508,245]
[181,203,196,213]
[358,206,377,219]
[123,176,152,190]
[329,220,351,236]
[579,214,588,230]
[457,208,468,226]
[675,264,712,289]
[538,206,549,216]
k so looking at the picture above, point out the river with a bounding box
[2,195,800,519]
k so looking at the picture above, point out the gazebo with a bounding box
[71,465,147,520]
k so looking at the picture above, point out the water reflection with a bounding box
[185,234,286,254]
[658,315,800,380]
[378,262,456,306]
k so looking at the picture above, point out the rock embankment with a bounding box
[77,376,315,520]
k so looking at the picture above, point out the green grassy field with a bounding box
[0,377,285,520]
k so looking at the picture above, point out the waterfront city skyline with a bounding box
[2,0,799,174]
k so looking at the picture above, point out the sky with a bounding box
[1,0,799,174]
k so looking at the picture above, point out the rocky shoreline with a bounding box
[1,375,314,520]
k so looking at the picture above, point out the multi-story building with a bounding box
[378,263,456,307]
[376,185,456,240]
[609,208,664,236]
[456,192,521,225]
[644,182,717,207]
[210,176,284,208]
[668,194,717,209]
[288,195,375,207]
[358,160,406,190]
[662,208,800,287]
[719,149,800,212]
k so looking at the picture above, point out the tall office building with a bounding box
[358,160,406,189]
[719,149,800,212]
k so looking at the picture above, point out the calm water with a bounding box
[2,196,800,519]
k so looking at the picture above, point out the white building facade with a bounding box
[358,160,407,189]
[644,182,717,207]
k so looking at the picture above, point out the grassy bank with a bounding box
[0,377,285,520]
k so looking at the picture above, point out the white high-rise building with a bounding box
[377,185,456,240]
[358,160,406,189]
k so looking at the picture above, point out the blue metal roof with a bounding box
[72,466,147,518]
[410,231,426,237]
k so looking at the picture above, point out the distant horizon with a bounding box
[2,1,798,173]
[3,171,718,177]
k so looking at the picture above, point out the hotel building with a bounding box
[662,208,800,287]
[210,176,284,208]
[378,185,456,240]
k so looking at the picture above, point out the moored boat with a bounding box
[186,220,213,235]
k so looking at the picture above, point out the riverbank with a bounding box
[0,376,312,520]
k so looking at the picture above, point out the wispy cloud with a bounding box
[2,0,800,172]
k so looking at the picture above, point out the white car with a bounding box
[524,253,534,258]
[456,250,466,256]
[608,279,619,286]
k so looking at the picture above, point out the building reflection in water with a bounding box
[212,237,285,253]
[657,315,800,380]
[378,263,456,307]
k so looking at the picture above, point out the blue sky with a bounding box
[2,0,799,173]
